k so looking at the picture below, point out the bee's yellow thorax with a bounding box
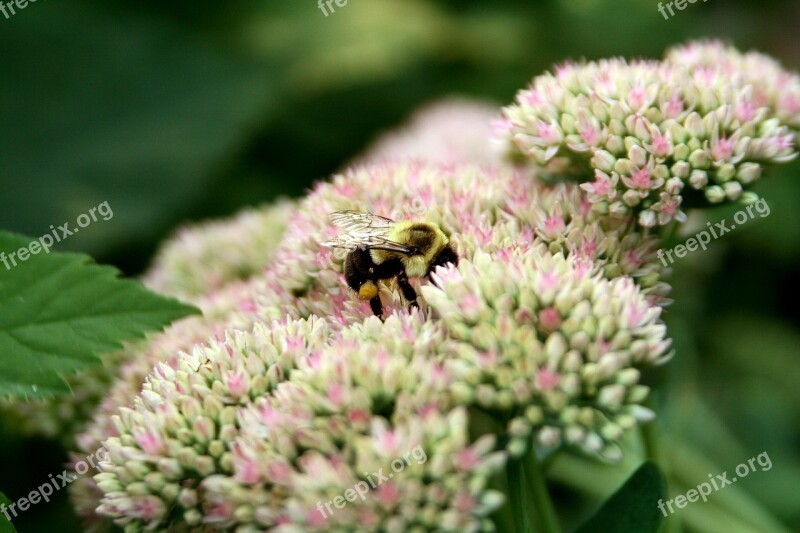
[371,221,449,278]
[403,256,428,278]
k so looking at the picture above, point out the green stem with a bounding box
[641,398,682,533]
[522,446,561,533]
[507,457,535,533]
[641,419,660,463]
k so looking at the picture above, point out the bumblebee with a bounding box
[322,210,459,317]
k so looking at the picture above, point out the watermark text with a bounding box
[1,201,114,271]
[657,198,769,266]
[658,450,772,517]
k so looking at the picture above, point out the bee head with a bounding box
[427,244,459,275]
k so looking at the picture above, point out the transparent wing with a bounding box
[328,210,396,232]
[322,211,415,253]
[322,233,414,253]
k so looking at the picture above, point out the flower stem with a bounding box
[507,457,535,533]
[641,418,661,464]
[522,445,561,533]
[641,397,682,533]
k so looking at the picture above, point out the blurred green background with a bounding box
[0,0,798,531]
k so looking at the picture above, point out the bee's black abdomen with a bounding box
[344,248,404,318]
[344,248,373,292]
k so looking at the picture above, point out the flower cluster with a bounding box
[68,40,800,530]
[68,276,289,532]
[87,312,508,531]
[200,315,506,532]
[497,41,800,227]
[665,41,800,132]
[76,158,672,530]
[265,162,670,319]
[423,248,671,459]
[143,200,296,301]
[94,318,330,529]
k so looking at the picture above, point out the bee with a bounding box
[322,210,459,317]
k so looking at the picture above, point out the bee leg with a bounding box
[426,246,459,288]
[396,273,419,309]
[369,295,384,318]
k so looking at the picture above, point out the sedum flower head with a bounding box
[665,40,800,132]
[70,276,295,531]
[73,159,668,530]
[94,318,331,530]
[143,200,296,301]
[269,162,670,320]
[423,247,671,459]
[498,41,799,227]
[210,315,507,533]
[93,314,506,532]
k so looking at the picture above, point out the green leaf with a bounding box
[574,461,667,533]
[0,232,199,399]
[0,493,16,532]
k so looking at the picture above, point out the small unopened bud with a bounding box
[705,185,726,203]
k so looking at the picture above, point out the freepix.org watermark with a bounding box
[0,0,38,21]
[318,0,350,17]
[1,447,109,522]
[657,198,769,267]
[1,201,114,271]
[658,451,772,517]
[657,0,709,20]
[315,445,427,519]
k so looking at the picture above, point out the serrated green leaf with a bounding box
[0,232,199,399]
[0,493,15,533]
[574,461,667,533]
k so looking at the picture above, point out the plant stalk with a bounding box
[507,456,535,533]
[522,445,561,533]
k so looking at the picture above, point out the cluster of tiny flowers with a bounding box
[94,318,330,530]
[353,98,502,167]
[81,163,668,530]
[201,315,505,532]
[497,42,800,227]
[143,200,296,301]
[665,41,800,132]
[92,314,506,532]
[268,162,669,320]
[500,173,669,304]
[68,70,689,532]
[422,248,671,459]
[69,276,295,532]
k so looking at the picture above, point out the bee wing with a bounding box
[328,210,396,232]
[322,234,414,253]
[323,211,415,254]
